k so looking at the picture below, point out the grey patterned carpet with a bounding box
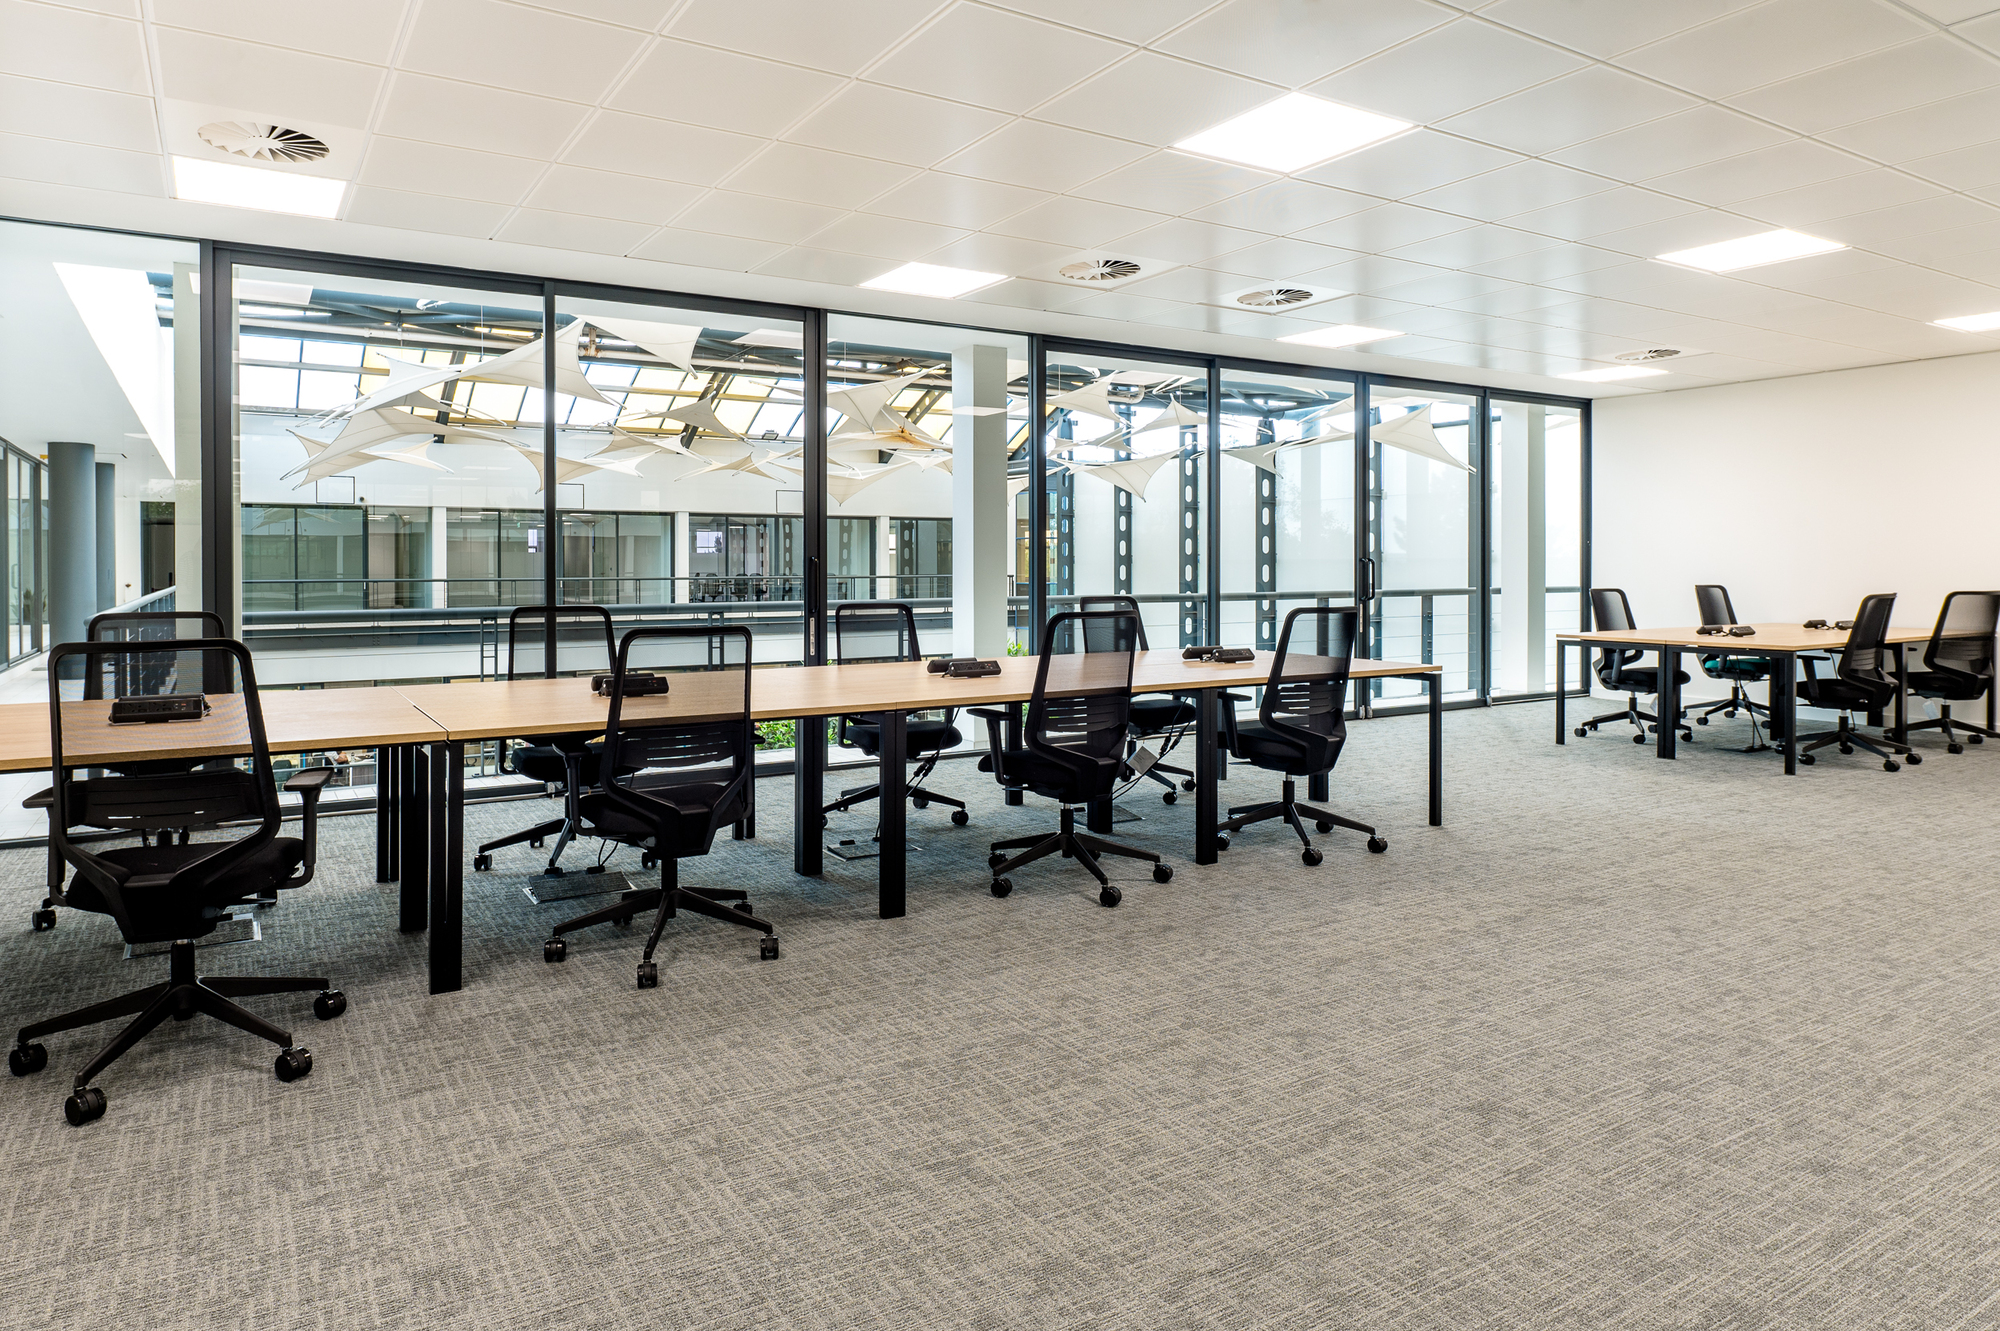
[2,702,1997,1331]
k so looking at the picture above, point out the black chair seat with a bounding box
[1605,665,1689,691]
[68,837,306,942]
[1698,654,1769,682]
[1129,695,1197,732]
[579,783,743,855]
[1798,678,1885,712]
[1906,668,1987,701]
[994,747,1119,803]
[1225,722,1334,777]
[514,738,609,786]
[842,717,962,758]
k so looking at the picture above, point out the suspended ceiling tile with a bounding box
[1730,169,1948,230]
[1056,290,1191,324]
[1293,201,1473,251]
[1902,0,2000,20]
[1306,18,1586,126]
[0,73,158,154]
[1034,52,1272,148]
[674,189,848,245]
[0,2,149,94]
[723,142,918,212]
[1203,236,1362,281]
[799,211,969,261]
[864,171,1050,230]
[867,5,1128,114]
[1437,66,1699,157]
[990,195,1167,249]
[1383,223,1554,268]
[0,129,161,194]
[1366,269,1519,306]
[922,230,1076,277]
[360,136,539,205]
[1616,0,1929,100]
[1499,186,1701,243]
[666,0,948,77]
[1787,264,2000,320]
[628,226,788,271]
[384,75,590,159]
[607,41,845,138]
[1902,140,2000,192]
[401,0,636,103]
[1950,10,2000,52]
[1362,302,1508,334]
[1405,159,1612,223]
[1102,265,1251,303]
[1811,195,2000,250]
[751,246,892,286]
[1741,301,1929,344]
[1155,0,1454,89]
[1877,218,2000,265]
[1110,217,1271,265]
[343,185,511,238]
[1474,0,1760,58]
[1068,151,1277,214]
[937,119,1150,194]
[1637,352,1803,381]
[1300,294,1430,324]
[1819,85,2000,164]
[1185,179,1379,234]
[966,276,1098,311]
[562,111,764,186]
[787,84,1010,167]
[1933,246,2000,284]
[1725,36,2000,136]
[1296,253,1453,292]
[980,0,1216,44]
[494,207,655,254]
[1437,282,1583,316]
[1461,243,1632,283]
[1548,106,1793,181]
[36,0,138,15]
[156,27,385,129]
[525,164,703,225]
[153,0,404,65]
[1723,244,1900,293]
[1300,130,1519,200]
[1582,210,1777,260]
[1641,139,1870,207]
[1521,297,1682,337]
[556,0,681,27]
[1213,309,1324,340]
[1854,325,2000,358]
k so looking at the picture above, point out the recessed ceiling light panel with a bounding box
[1558,365,1670,382]
[1654,229,1845,273]
[1934,310,2000,332]
[171,156,345,217]
[1175,92,1413,174]
[860,262,1006,299]
[1277,324,1406,349]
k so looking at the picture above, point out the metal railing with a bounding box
[242,572,956,612]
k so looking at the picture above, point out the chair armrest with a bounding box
[21,786,51,810]
[283,767,336,794]
[285,766,336,880]
[965,708,1013,777]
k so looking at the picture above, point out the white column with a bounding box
[1497,403,1548,694]
[430,505,449,609]
[671,510,691,603]
[172,261,201,613]
[877,515,895,601]
[952,343,1008,657]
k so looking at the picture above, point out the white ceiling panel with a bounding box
[1719,244,1900,293]
[344,186,511,238]
[1405,159,1611,222]
[155,28,384,129]
[864,171,1050,230]
[1296,253,1453,293]
[1475,0,1761,58]
[1436,282,1583,316]
[801,211,970,260]
[671,190,848,245]
[666,0,948,77]
[495,208,655,254]
[1033,52,1272,147]
[1108,217,1269,264]
[936,119,1151,193]
[1301,130,1520,200]
[990,195,1166,248]
[1367,270,1520,306]
[1902,0,2000,20]
[401,0,637,103]
[607,42,845,138]
[1819,85,2000,164]
[1056,290,1191,324]
[1499,186,1700,242]
[751,246,891,285]
[153,0,405,65]
[360,137,539,205]
[1203,236,1360,280]
[965,276,1097,311]
[1616,0,1930,99]
[1155,0,1453,89]
[1384,224,1554,268]
[1116,265,1267,303]
[1944,10,2000,51]
[1548,106,1794,181]
[1522,297,1686,336]
[628,226,788,271]
[723,143,918,212]
[1731,169,1949,230]
[1306,18,1586,125]
[867,4,1129,113]
[1902,140,2000,191]
[1935,247,2000,284]
[0,130,161,194]
[1584,209,1783,260]
[786,84,1009,167]
[0,1,149,94]
[526,165,703,225]
[1642,139,1871,207]
[0,74,157,153]
[557,0,680,27]
[1184,179,1378,233]
[1438,66,1700,156]
[1874,218,2000,264]
[384,75,591,159]
[1461,242,1633,282]
[921,231,1077,276]
[1293,202,1473,251]
[1725,36,2000,135]
[1811,195,2000,249]
[1789,265,2000,320]
[980,0,1217,44]
[1069,151,1277,214]
[561,111,763,185]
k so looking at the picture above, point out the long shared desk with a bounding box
[1,651,1441,995]
[1555,623,1994,775]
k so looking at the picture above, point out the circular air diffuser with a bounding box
[1059,258,1143,283]
[197,122,330,163]
[1234,286,1315,308]
[1613,347,1683,362]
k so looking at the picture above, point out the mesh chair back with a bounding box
[1835,593,1898,685]
[1590,588,1645,685]
[1924,591,2000,680]
[1079,595,1151,650]
[1695,585,1737,626]
[505,605,616,680]
[832,601,921,664]
[82,610,230,701]
[1260,606,1355,749]
[1029,610,1137,768]
[599,626,754,836]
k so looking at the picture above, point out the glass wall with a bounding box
[1367,383,1480,702]
[5,447,47,663]
[1490,399,1585,698]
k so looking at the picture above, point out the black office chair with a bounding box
[971,610,1172,908]
[1079,595,1198,804]
[821,601,967,828]
[1689,584,1772,747]
[1213,605,1385,865]
[1574,588,1691,745]
[1795,593,1919,771]
[10,637,343,1126]
[1902,591,2000,753]
[472,605,619,878]
[541,626,778,987]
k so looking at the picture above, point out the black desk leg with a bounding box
[1429,674,1442,827]
[1195,688,1218,866]
[793,715,824,877]
[1556,643,1566,744]
[428,741,464,995]
[1003,705,1024,806]
[1893,643,1909,745]
[1777,655,1797,776]
[877,710,907,919]
[375,745,395,883]
[1656,647,1680,759]
[399,744,427,933]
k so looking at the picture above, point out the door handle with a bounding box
[1358,556,1377,603]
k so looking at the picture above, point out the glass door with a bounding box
[1488,397,1584,698]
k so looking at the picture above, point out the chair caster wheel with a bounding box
[529,838,545,849]
[9,1042,47,1077]
[990,877,1012,898]
[1573,728,1588,738]
[1798,753,1815,765]
[640,854,656,869]
[274,1047,312,1083]
[1949,743,1964,754]
[1367,837,1387,854]
[1315,819,1333,833]
[544,937,567,963]
[1884,759,1900,772]
[29,907,55,932]
[585,864,606,875]
[759,935,780,961]
[1839,744,1853,755]
[1181,779,1195,792]
[1302,847,1324,867]
[1216,834,1229,851]
[1098,886,1122,908]
[951,809,969,826]
[1906,752,1922,765]
[312,990,346,1021]
[1695,716,1708,726]
[911,795,928,809]
[1152,863,1172,884]
[472,854,492,872]
[987,852,1005,868]
[1969,734,1984,744]
[1162,791,1177,805]
[64,1086,106,1126]
[612,913,634,928]
[636,960,659,989]
[1632,734,1647,744]
[1680,731,1693,742]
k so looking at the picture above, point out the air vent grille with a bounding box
[1059,258,1143,283]
[1235,286,1316,308]
[197,121,330,163]
[1613,347,1683,362]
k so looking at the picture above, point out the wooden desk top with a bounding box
[1556,623,1939,653]
[395,651,1440,742]
[0,686,447,773]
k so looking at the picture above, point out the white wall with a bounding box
[1594,352,2000,697]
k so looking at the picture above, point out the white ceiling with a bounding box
[11,0,2000,396]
